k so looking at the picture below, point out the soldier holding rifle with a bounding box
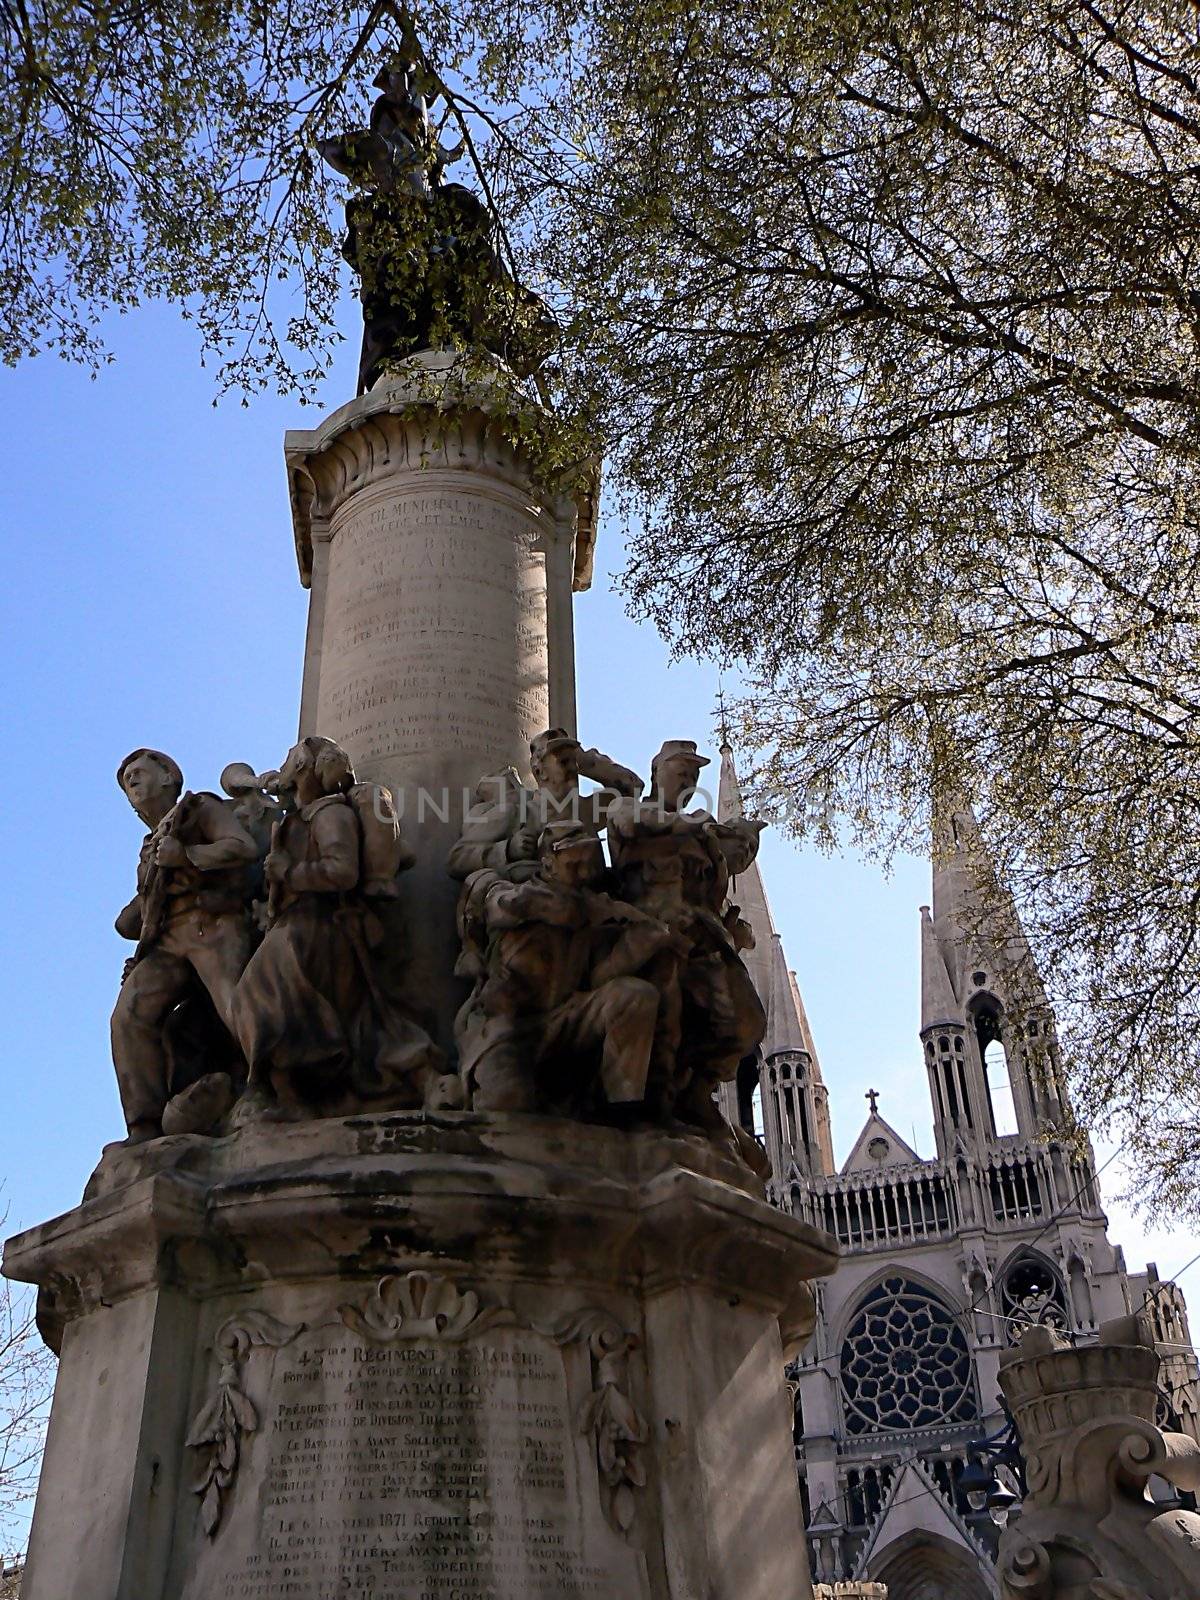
[110,749,258,1143]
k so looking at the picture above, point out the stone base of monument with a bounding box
[5,1114,836,1600]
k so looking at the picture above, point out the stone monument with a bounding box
[287,42,585,1053]
[4,37,839,1600]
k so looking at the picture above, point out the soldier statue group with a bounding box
[109,727,770,1172]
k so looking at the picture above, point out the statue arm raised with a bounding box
[578,748,643,798]
[710,816,766,875]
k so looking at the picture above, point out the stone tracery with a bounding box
[997,1252,1069,1346]
[840,1276,978,1436]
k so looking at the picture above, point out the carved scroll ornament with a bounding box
[997,1316,1200,1600]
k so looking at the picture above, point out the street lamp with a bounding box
[958,1455,994,1514]
[987,1484,1019,1527]
[961,1398,1027,1523]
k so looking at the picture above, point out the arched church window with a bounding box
[998,1254,1068,1344]
[839,1277,978,1436]
[972,996,1019,1136]
[736,1052,764,1140]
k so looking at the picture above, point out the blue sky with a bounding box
[0,291,1195,1348]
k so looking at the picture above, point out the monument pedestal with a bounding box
[6,1115,836,1600]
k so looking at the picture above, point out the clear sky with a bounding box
[0,291,1195,1434]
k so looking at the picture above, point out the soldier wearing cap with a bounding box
[607,739,767,1128]
[455,821,678,1114]
[448,727,641,882]
[111,749,260,1142]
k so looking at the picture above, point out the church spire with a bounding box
[920,904,962,1032]
[716,737,833,1179]
[922,793,1072,1151]
[761,932,835,1176]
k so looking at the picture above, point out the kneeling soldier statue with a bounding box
[456,822,682,1114]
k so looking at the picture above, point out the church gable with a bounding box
[841,1101,921,1175]
[854,1460,996,1595]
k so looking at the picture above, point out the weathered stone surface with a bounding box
[812,1586,888,1598]
[285,352,593,1052]
[177,1283,650,1600]
[231,735,442,1117]
[110,748,258,1142]
[5,1113,835,1600]
[455,822,675,1115]
[997,1312,1200,1599]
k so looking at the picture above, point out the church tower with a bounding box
[716,742,834,1184]
[757,784,1200,1596]
[922,799,1072,1159]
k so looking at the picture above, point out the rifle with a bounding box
[129,792,197,968]
[264,817,286,925]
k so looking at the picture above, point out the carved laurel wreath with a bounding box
[186,1271,648,1543]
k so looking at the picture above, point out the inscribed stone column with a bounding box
[284,350,594,1047]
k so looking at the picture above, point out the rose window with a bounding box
[840,1276,978,1435]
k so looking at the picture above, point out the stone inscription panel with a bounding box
[317,485,551,777]
[179,1322,648,1600]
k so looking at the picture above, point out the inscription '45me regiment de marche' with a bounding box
[187,1272,648,1560]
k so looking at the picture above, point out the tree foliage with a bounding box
[7,0,1200,1207]
[518,0,1200,1215]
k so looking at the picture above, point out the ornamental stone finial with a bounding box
[997,1312,1200,1599]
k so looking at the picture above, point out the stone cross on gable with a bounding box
[866,1088,880,1116]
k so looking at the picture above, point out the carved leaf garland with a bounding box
[541,1307,649,1538]
[187,1279,647,1547]
[186,1311,304,1537]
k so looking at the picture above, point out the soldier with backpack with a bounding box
[232,736,442,1116]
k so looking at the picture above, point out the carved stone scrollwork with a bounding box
[340,1273,650,1540]
[189,1274,648,1548]
[998,1314,1200,1600]
[997,1535,1053,1596]
[186,1312,304,1535]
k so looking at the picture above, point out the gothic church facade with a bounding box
[715,745,1200,1599]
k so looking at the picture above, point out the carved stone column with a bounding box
[284,350,595,1050]
[7,1115,836,1600]
[997,1313,1200,1599]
